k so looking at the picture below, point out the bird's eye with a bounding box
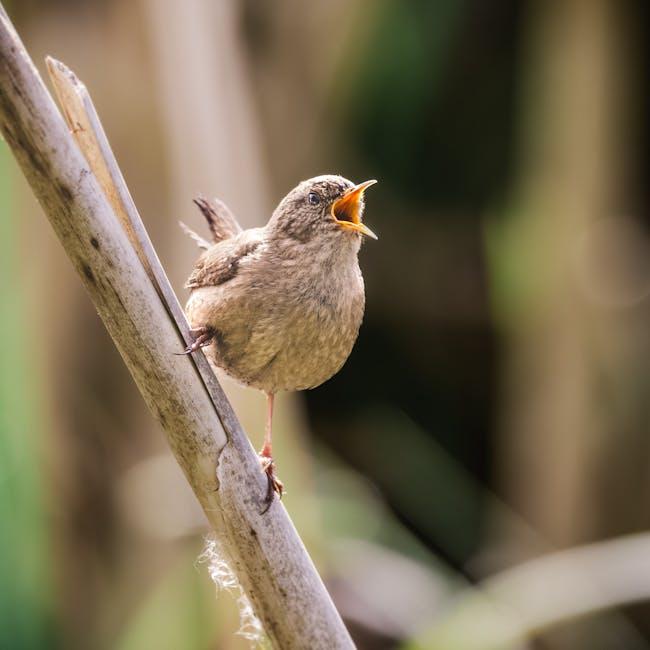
[308,192,320,206]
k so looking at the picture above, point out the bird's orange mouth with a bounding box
[331,180,378,240]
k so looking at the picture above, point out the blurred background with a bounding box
[1,0,649,648]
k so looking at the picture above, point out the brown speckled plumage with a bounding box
[185,175,371,394]
[183,174,376,504]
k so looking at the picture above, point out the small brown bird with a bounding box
[181,175,377,508]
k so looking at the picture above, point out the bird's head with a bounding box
[268,175,377,245]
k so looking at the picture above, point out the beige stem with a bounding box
[0,6,353,649]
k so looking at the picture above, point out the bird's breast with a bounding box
[187,245,366,394]
[261,272,365,392]
[247,258,365,393]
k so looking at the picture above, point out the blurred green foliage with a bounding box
[0,145,53,646]
[341,0,519,209]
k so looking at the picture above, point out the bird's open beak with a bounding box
[331,179,378,240]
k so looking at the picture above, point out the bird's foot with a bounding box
[176,326,214,355]
[258,453,284,514]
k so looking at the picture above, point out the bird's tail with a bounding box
[193,197,243,243]
[179,221,211,250]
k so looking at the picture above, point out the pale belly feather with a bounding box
[185,266,365,394]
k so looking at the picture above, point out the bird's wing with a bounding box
[185,228,263,289]
[192,197,243,243]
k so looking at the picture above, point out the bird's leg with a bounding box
[259,392,283,512]
[177,326,214,355]
[260,392,275,460]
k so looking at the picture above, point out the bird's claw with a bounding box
[175,326,214,355]
[259,454,284,514]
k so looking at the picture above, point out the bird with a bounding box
[180,175,377,510]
